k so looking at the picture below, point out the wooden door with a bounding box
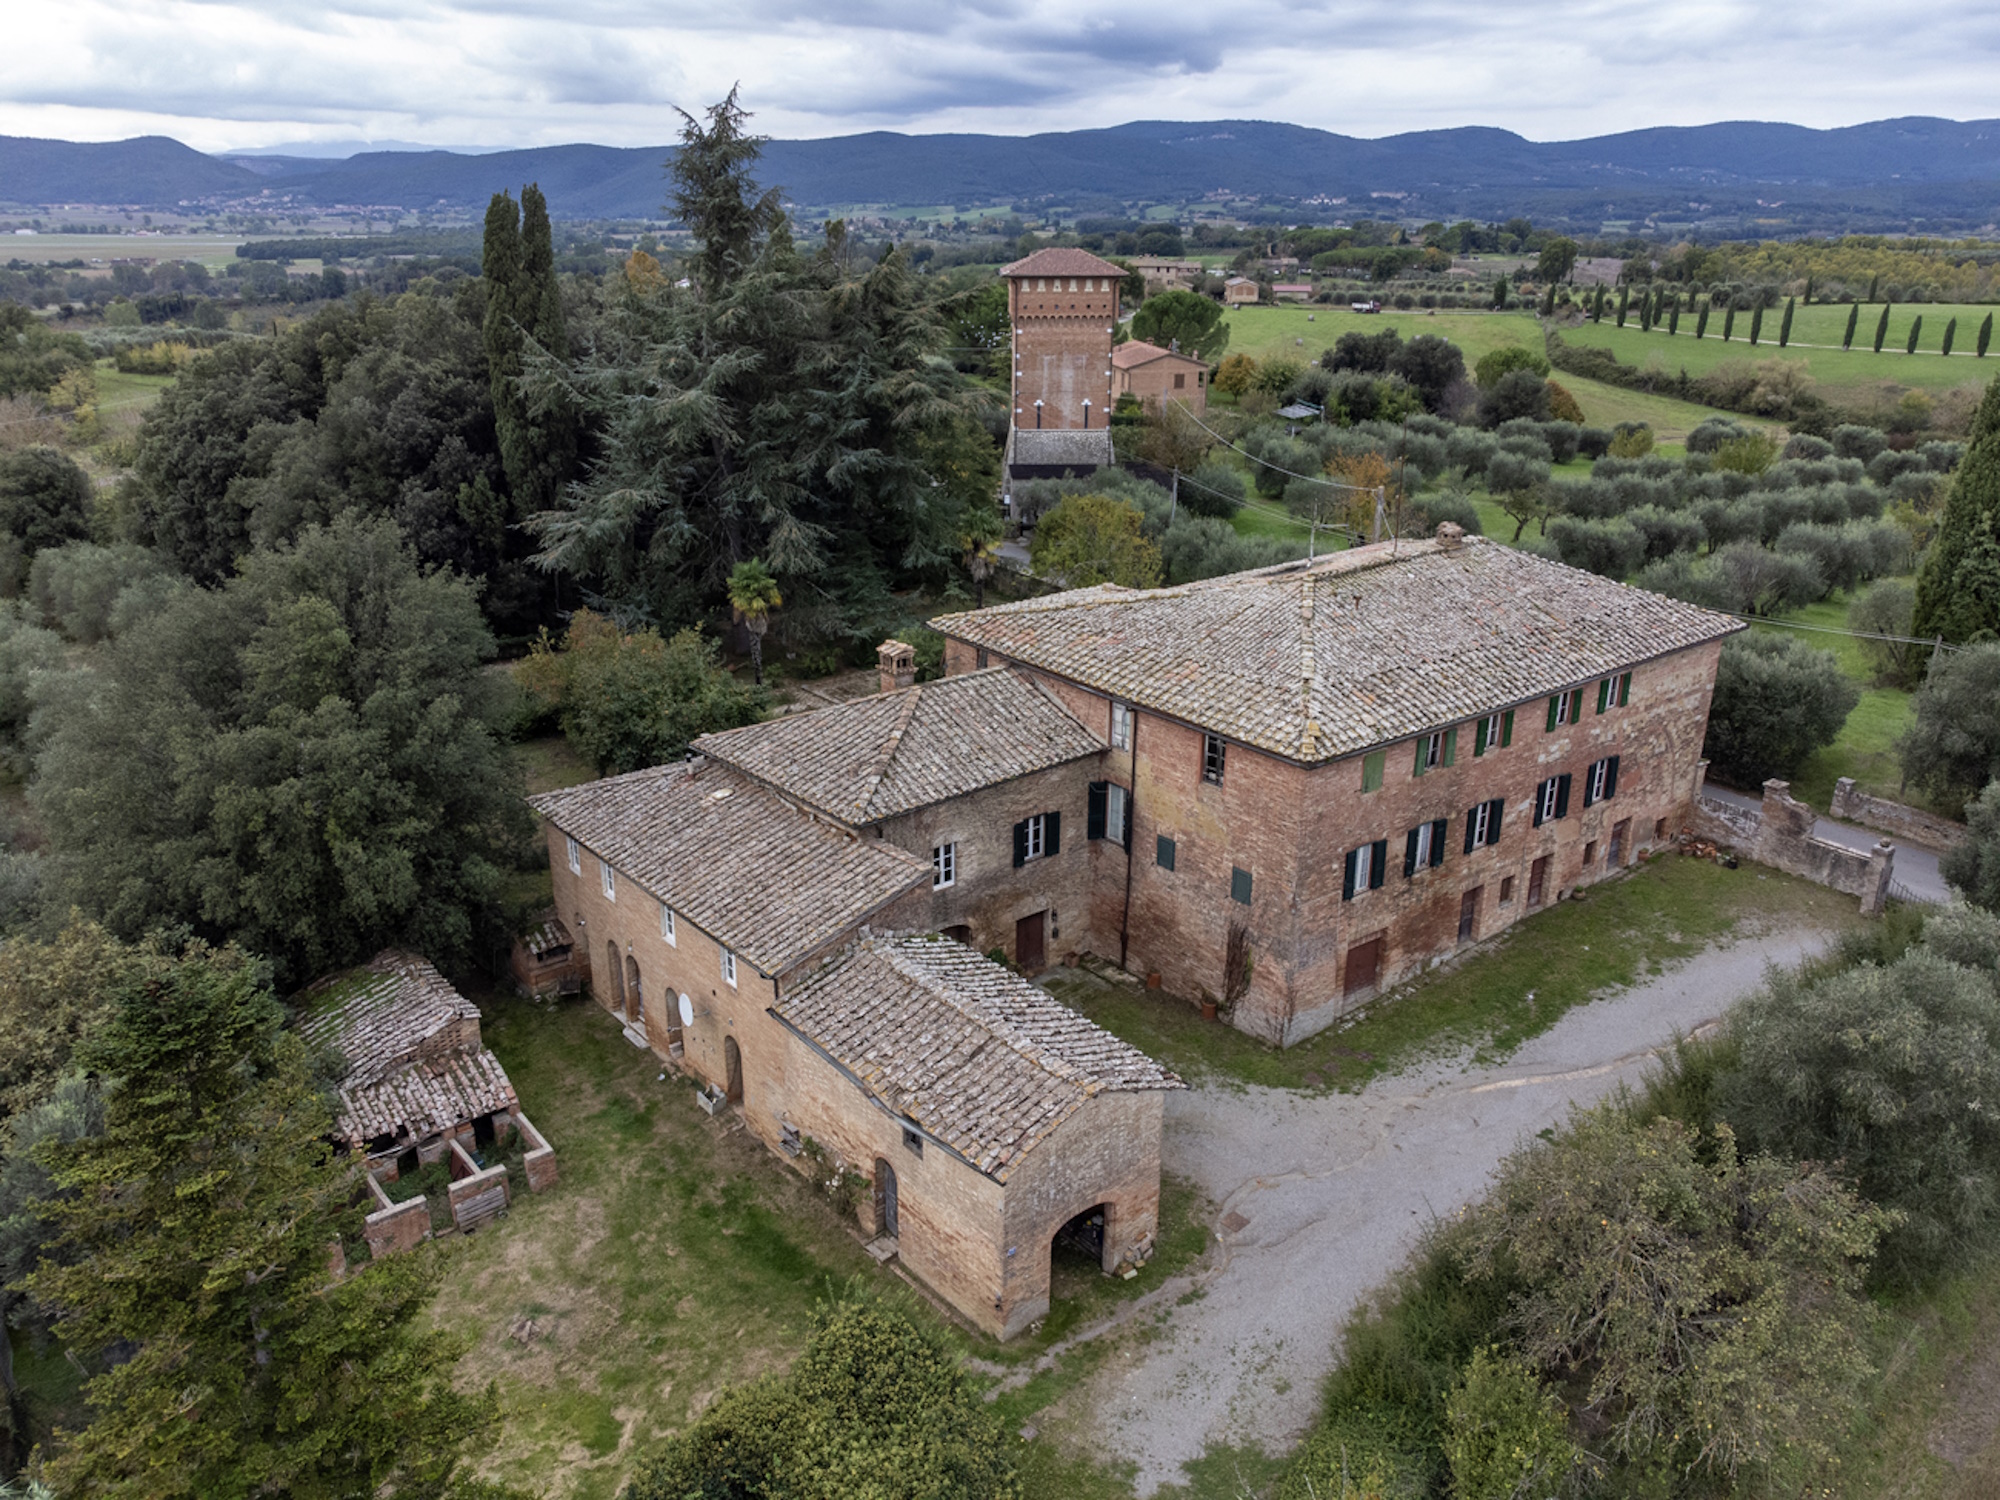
[876,1160,899,1238]
[624,955,643,1024]
[1015,911,1047,972]
[1528,855,1550,909]
[605,942,624,1013]
[723,1036,743,1103]
[1609,818,1629,867]
[1458,887,1481,942]
[1343,937,1382,998]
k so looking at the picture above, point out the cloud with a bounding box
[0,0,1992,154]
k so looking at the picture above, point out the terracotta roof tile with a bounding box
[930,538,1742,763]
[694,668,1102,823]
[1112,339,1202,369]
[528,762,930,974]
[1000,247,1129,279]
[775,934,1181,1181]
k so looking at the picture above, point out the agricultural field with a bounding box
[3,231,244,268]
[1560,300,1999,401]
[1222,305,1735,439]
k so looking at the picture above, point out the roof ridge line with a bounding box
[852,687,924,819]
[1297,572,1320,759]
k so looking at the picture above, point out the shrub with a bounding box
[1624,505,1705,562]
[1477,370,1550,428]
[1848,578,1922,686]
[1444,428,1499,480]
[1156,515,1298,583]
[1322,327,1403,374]
[1543,378,1585,425]
[1399,490,1482,539]
[1181,456,1246,517]
[1493,420,1553,465]
[1944,783,2000,913]
[1546,515,1645,578]
[1471,345,1549,389]
[1687,417,1749,454]
[1782,433,1834,461]
[1606,422,1655,458]
[1537,419,1580,464]
[1211,352,1257,396]
[1831,423,1888,462]
[1899,642,2000,810]
[1441,1349,1580,1500]
[1703,630,1858,785]
[1713,432,1780,475]
[1637,552,1734,611]
[1028,493,1163,588]
[1711,541,1828,612]
[1254,356,1306,396]
[1575,425,1613,460]
[1482,450,1549,502]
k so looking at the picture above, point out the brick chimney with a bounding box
[1435,521,1466,551]
[877,639,916,695]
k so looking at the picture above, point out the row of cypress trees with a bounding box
[1581,281,1993,357]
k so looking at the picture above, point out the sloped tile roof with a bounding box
[1112,339,1203,370]
[1000,246,1129,279]
[300,950,482,1091]
[694,668,1102,824]
[1009,428,1115,469]
[528,762,930,975]
[340,1050,516,1151]
[929,537,1742,764]
[774,934,1181,1182]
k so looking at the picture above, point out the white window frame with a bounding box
[932,841,957,890]
[721,949,738,987]
[1023,814,1047,861]
[1480,712,1504,752]
[1352,841,1374,891]
[1552,691,1574,727]
[1588,758,1611,804]
[1111,701,1132,750]
[1469,801,1493,849]
[1412,821,1434,868]
[599,860,616,901]
[1538,778,1561,823]
[1422,731,1445,770]
[1107,783,1129,845]
[566,837,580,875]
[660,903,677,946]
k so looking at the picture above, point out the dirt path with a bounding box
[1068,928,1828,1495]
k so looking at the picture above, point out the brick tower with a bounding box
[1001,247,1125,433]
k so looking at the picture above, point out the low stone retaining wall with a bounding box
[447,1138,511,1233]
[517,1109,558,1192]
[1692,778,1895,915]
[364,1173,431,1258]
[1830,778,1967,852]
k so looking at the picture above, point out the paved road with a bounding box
[1071,930,1828,1495]
[1700,781,1951,903]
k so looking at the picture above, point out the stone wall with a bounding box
[1830,778,1967,852]
[363,1173,430,1258]
[1692,779,1895,914]
[447,1138,510,1233]
[517,1109,558,1192]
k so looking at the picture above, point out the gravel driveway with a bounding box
[1072,928,1829,1494]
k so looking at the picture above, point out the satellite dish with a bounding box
[677,992,695,1028]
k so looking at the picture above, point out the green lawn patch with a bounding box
[1042,856,1855,1095]
[515,733,596,795]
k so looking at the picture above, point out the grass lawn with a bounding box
[1040,856,1855,1096]
[1560,306,2000,402]
[89,359,176,421]
[1221,306,1733,439]
[516,733,597,796]
[430,980,1219,1500]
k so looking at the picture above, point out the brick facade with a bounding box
[1112,341,1209,417]
[1004,249,1122,432]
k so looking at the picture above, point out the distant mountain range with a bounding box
[5,117,2000,231]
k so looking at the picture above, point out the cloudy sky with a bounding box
[2,0,1993,152]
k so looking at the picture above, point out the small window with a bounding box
[1499,875,1515,903]
[1548,690,1575,729]
[1597,671,1633,712]
[1361,750,1386,793]
[721,949,738,987]
[1584,840,1598,866]
[1474,710,1513,756]
[1202,733,1226,785]
[661,904,677,945]
[1024,814,1046,860]
[1583,755,1620,808]
[1411,821,1434,867]
[1534,774,1572,826]
[1012,811,1060,866]
[1231,867,1253,905]
[1174,372,1186,389]
[566,837,581,875]
[600,860,616,901]
[1156,834,1177,871]
[932,842,957,890]
[1111,701,1132,750]
[1464,797,1504,852]
[902,1125,924,1157]
[1342,838,1388,901]
[1107,784,1129,846]
[1420,731,1445,772]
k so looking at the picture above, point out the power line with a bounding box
[1734,611,1967,653]
[1177,405,1384,494]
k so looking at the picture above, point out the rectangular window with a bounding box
[721,949,738,987]
[1108,783,1129,846]
[1533,774,1573,826]
[1403,818,1448,877]
[1024,814,1046,860]
[1174,372,1186,389]
[1416,731,1445,775]
[1473,710,1513,756]
[1156,834,1177,871]
[1584,840,1598,866]
[600,860,616,901]
[1342,838,1389,900]
[1546,688,1582,730]
[1463,796,1505,852]
[902,1125,923,1157]
[1583,755,1621,808]
[1499,875,1515,903]
[1231,867,1253,905]
[661,904,677,945]
[1362,750,1386,793]
[1202,733,1226,785]
[566,837,581,875]
[932,841,957,889]
[1111,701,1132,750]
[1597,671,1633,712]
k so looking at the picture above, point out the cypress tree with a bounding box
[1723,304,1736,341]
[514,182,579,510]
[1803,274,1815,304]
[1944,317,1958,358]
[1616,285,1630,327]
[1912,376,2000,643]
[1592,285,1606,322]
[480,189,527,508]
[1907,315,1924,355]
[1981,312,1994,357]
[1539,281,1555,317]
[1668,301,1681,336]
[1695,300,1710,339]
[1639,291,1653,332]
[1778,296,1795,347]
[1843,303,1860,350]
[1874,303,1891,353]
[1749,303,1764,345]
[1868,272,1880,302]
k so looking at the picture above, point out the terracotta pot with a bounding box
[1200,1000,1219,1021]
[1146,973,1163,990]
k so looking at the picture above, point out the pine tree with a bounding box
[1616,285,1630,327]
[1913,376,2000,643]
[1749,303,1764,345]
[1696,300,1710,339]
[1723,304,1736,341]
[1778,296,1795,347]
[1874,303,1892,353]
[1844,303,1860,350]
[1907,315,1924,355]
[1668,301,1681,336]
[1944,317,1959,357]
[1981,312,1994,358]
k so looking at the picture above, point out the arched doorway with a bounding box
[604,941,625,1014]
[723,1036,743,1103]
[874,1158,899,1239]
[623,953,643,1024]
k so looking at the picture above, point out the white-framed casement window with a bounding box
[1351,841,1372,892]
[1411,820,1435,866]
[1422,730,1446,770]
[932,841,957,889]
[721,948,738,987]
[1202,733,1226,785]
[1107,783,1129,845]
[660,903,677,945]
[566,837,581,875]
[1551,690,1575,727]
[1583,755,1621,807]
[600,860,616,901]
[1539,779,1561,823]
[1023,813,1047,860]
[1111,701,1132,750]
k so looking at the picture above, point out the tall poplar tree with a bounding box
[1616,285,1630,327]
[1913,376,2000,644]
[1907,315,1924,355]
[1844,302,1860,350]
[1944,317,1959,357]
[1981,312,1994,358]
[1778,296,1795,346]
[1874,303,1892,353]
[1668,301,1680,336]
[481,189,526,497]
[1749,302,1764,345]
[1695,300,1710,339]
[1723,304,1736,341]
[483,184,578,515]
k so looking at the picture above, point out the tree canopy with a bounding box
[1130,290,1229,360]
[1702,631,1858,787]
[1898,641,2000,809]
[1913,375,2000,644]
[1028,493,1163,588]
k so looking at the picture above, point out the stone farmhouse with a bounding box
[1112,338,1209,416]
[526,531,1738,1329]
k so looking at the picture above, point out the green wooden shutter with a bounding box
[1596,677,1610,714]
[1012,819,1029,866]
[1533,780,1548,827]
[1619,672,1632,706]
[1342,848,1358,900]
[1231,867,1253,905]
[1554,774,1571,819]
[1429,818,1448,867]
[1605,756,1620,798]
[1463,808,1479,854]
[1157,834,1176,871]
[1487,797,1505,840]
[1473,717,1489,756]
[1546,695,1559,732]
[1413,739,1428,777]
[1502,709,1514,746]
[1442,727,1457,766]
[1570,689,1584,723]
[1045,811,1061,856]
[1087,782,1108,840]
[1404,827,1421,877]
[1370,839,1388,889]
[1362,751,1385,793]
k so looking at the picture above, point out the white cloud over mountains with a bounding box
[1,0,1994,151]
